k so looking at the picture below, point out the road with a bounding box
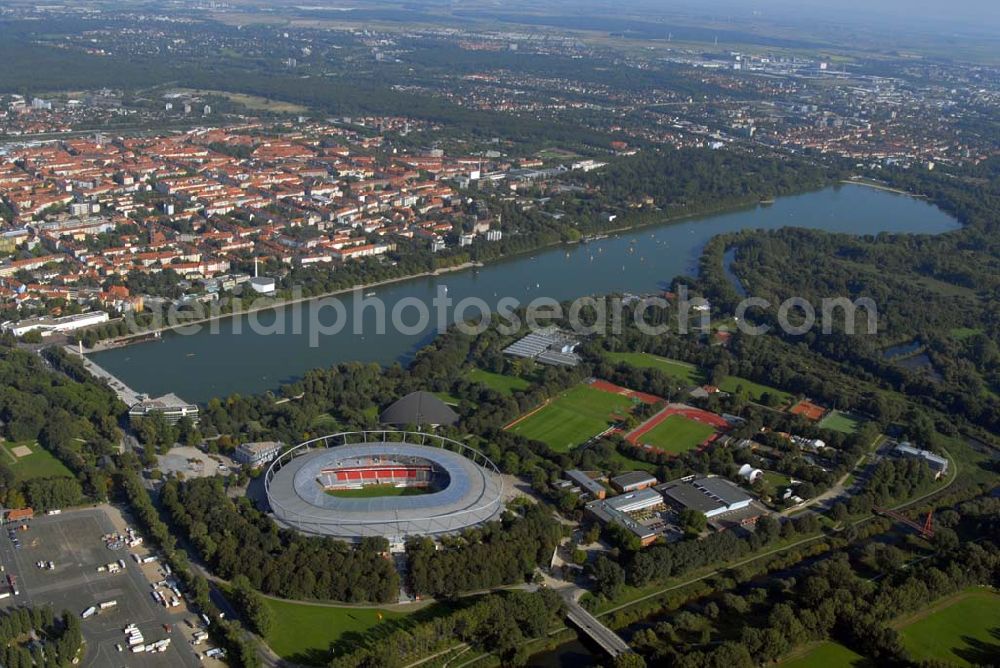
[563,597,630,658]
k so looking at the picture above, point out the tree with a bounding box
[230,574,273,637]
[679,508,707,536]
[590,555,625,600]
[612,653,647,668]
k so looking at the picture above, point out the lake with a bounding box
[88,184,959,402]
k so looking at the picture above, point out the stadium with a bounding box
[264,431,504,542]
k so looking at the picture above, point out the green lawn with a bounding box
[761,470,792,499]
[0,441,73,483]
[632,414,715,454]
[949,327,982,341]
[718,376,792,404]
[897,588,1000,666]
[324,485,432,499]
[466,368,531,394]
[605,352,706,385]
[819,410,865,434]
[780,641,869,667]
[261,598,444,665]
[433,391,461,406]
[508,384,635,452]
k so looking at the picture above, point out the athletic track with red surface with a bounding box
[588,379,662,404]
[625,403,731,450]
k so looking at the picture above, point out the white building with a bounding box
[894,442,949,478]
[128,394,199,426]
[233,441,283,467]
[3,311,109,337]
[738,464,764,484]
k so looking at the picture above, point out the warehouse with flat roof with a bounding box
[657,475,753,518]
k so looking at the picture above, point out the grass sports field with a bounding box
[718,376,792,404]
[779,641,868,667]
[324,485,431,499]
[261,598,444,665]
[633,414,715,454]
[508,384,635,452]
[606,353,792,405]
[0,441,74,482]
[896,588,1000,666]
[605,352,706,385]
[466,368,531,394]
[819,410,865,434]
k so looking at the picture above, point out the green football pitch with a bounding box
[631,414,715,453]
[508,384,635,452]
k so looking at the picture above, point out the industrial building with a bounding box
[657,475,753,519]
[565,469,607,500]
[610,471,658,493]
[585,488,668,547]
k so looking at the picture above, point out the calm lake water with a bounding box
[89,184,959,402]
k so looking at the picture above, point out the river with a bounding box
[88,184,959,403]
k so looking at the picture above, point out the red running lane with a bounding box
[589,379,662,404]
[625,403,730,447]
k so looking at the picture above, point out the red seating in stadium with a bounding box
[319,462,435,489]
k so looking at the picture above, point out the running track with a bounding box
[625,403,730,448]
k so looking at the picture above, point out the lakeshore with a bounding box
[83,186,836,353]
[85,260,485,352]
[87,184,960,403]
[85,180,934,354]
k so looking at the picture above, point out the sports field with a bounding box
[818,410,865,434]
[605,352,706,385]
[507,384,635,451]
[261,598,442,665]
[324,484,432,499]
[630,414,715,454]
[779,641,868,667]
[0,440,74,482]
[896,588,1000,666]
[718,376,792,404]
[466,368,531,394]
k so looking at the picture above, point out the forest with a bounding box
[405,502,563,598]
[0,605,83,668]
[0,341,121,510]
[626,495,1000,666]
[697,165,1000,438]
[159,476,400,603]
[328,588,565,668]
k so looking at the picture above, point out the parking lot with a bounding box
[0,507,203,668]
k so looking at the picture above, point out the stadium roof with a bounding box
[380,391,458,426]
[265,436,502,541]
